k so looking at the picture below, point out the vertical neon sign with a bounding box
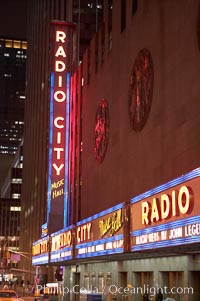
[47,21,75,232]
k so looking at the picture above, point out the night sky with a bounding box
[0,0,27,39]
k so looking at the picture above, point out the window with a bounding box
[121,0,126,32]
[132,0,138,15]
[95,33,99,73]
[87,48,91,84]
[13,40,21,49]
[101,23,105,64]
[11,193,21,199]
[10,206,21,212]
[108,0,112,52]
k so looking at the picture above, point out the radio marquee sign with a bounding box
[131,168,200,251]
[33,165,200,264]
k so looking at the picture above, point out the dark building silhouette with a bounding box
[0,198,20,277]
[0,38,27,155]
[1,144,23,199]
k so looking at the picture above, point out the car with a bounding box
[0,290,24,301]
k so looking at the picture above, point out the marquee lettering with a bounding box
[99,209,123,237]
[51,230,72,251]
[77,223,92,243]
[142,185,194,225]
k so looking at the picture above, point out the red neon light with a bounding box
[52,29,67,177]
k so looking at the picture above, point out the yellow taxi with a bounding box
[0,290,24,301]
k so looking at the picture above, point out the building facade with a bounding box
[0,145,23,282]
[0,37,26,190]
[0,197,21,282]
[22,0,200,300]
[0,38,26,155]
[1,144,23,199]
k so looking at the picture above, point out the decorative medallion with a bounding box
[128,48,153,132]
[94,99,110,163]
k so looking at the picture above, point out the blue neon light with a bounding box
[131,235,200,252]
[50,255,73,262]
[76,234,123,249]
[33,236,49,246]
[47,72,55,222]
[77,203,124,226]
[131,215,200,237]
[42,223,47,230]
[32,253,49,266]
[131,167,200,204]
[76,247,123,259]
[51,225,73,237]
[50,246,73,262]
[64,73,71,228]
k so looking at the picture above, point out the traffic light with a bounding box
[55,267,63,281]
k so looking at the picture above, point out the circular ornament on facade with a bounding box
[128,48,154,132]
[94,98,110,163]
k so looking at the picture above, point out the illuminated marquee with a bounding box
[50,227,73,263]
[32,237,49,266]
[99,209,123,237]
[47,21,75,231]
[75,204,124,259]
[131,168,200,251]
[141,185,193,225]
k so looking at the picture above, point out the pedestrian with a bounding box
[156,288,163,301]
[143,290,149,301]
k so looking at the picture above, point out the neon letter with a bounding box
[53,163,64,176]
[54,147,64,159]
[54,117,64,129]
[55,61,66,72]
[54,90,66,102]
[55,46,66,58]
[142,201,150,225]
[161,194,170,219]
[56,31,66,43]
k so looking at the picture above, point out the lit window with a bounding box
[4,74,12,77]
[4,53,10,57]
[5,40,12,48]
[11,179,22,184]
[11,194,21,199]
[13,40,21,49]
[10,206,21,212]
[22,41,27,49]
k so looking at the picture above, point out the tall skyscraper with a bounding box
[0,38,27,155]
[0,38,27,189]
[0,31,27,284]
